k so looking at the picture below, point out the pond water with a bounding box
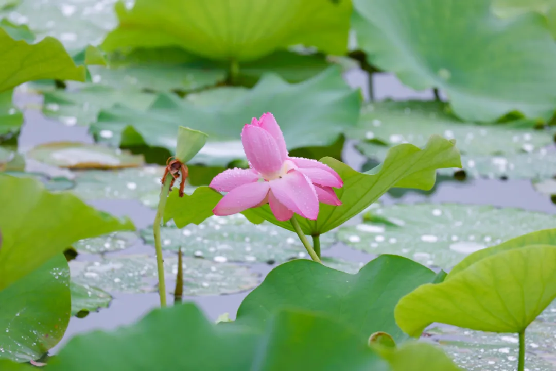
[14,69,556,371]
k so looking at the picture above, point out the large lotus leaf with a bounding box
[352,0,556,122]
[73,231,139,254]
[27,142,145,169]
[0,27,85,92]
[0,89,23,142]
[244,135,461,235]
[1,0,117,50]
[144,214,334,264]
[91,66,359,166]
[86,49,330,92]
[349,101,553,154]
[235,255,440,343]
[0,175,134,290]
[70,281,111,317]
[431,301,555,371]
[352,101,555,180]
[48,303,391,370]
[0,254,70,362]
[70,255,259,296]
[102,0,351,62]
[43,85,157,127]
[395,245,556,337]
[338,204,555,269]
[71,166,170,200]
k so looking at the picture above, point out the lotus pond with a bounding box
[0,0,556,371]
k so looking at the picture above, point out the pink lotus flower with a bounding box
[210,113,343,221]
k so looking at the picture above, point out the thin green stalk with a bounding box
[311,234,321,259]
[153,173,173,307]
[433,87,441,101]
[518,330,525,371]
[290,217,321,263]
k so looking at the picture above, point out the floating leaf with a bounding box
[102,0,351,61]
[245,135,461,235]
[338,204,555,269]
[0,255,70,362]
[143,214,335,264]
[3,0,118,50]
[49,304,390,370]
[91,67,359,166]
[430,302,556,371]
[0,175,134,290]
[43,85,157,127]
[352,0,555,122]
[70,281,111,317]
[350,102,553,154]
[3,171,74,191]
[395,244,556,336]
[235,255,440,343]
[71,166,169,200]
[351,101,555,180]
[70,255,259,296]
[73,231,139,254]
[0,27,85,92]
[0,90,23,142]
[27,142,144,169]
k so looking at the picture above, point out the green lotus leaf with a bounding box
[0,19,34,43]
[70,281,111,317]
[0,27,85,93]
[352,0,555,122]
[91,66,359,166]
[0,175,134,290]
[0,254,70,362]
[492,0,555,19]
[48,303,389,370]
[102,0,351,62]
[43,85,157,127]
[26,142,145,169]
[235,255,441,343]
[338,204,555,268]
[0,89,22,142]
[395,244,556,336]
[163,187,222,228]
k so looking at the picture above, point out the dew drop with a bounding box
[420,234,438,243]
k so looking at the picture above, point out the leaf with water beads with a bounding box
[71,166,177,201]
[0,255,70,362]
[70,282,111,317]
[428,301,556,371]
[70,255,259,296]
[338,204,555,269]
[142,214,335,264]
[73,231,139,254]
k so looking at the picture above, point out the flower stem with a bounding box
[311,234,321,258]
[518,330,525,371]
[290,217,321,263]
[153,173,173,307]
